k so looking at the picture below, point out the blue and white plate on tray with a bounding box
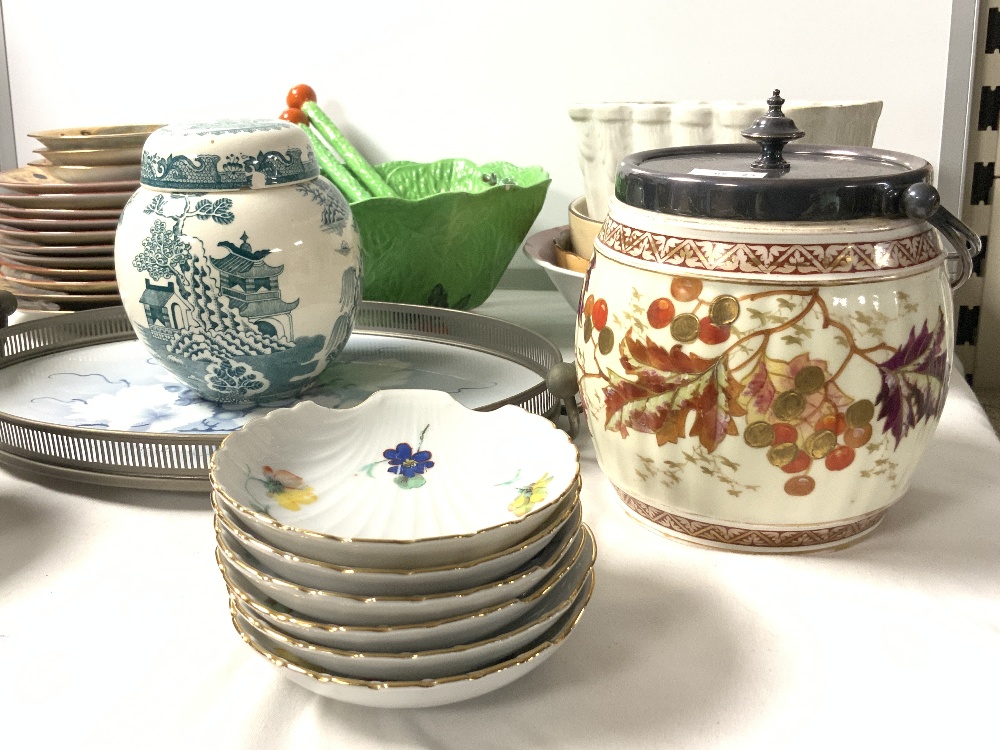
[210,389,580,569]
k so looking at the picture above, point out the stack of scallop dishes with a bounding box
[0,124,159,312]
[210,389,593,709]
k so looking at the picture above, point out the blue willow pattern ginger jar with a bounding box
[114,119,363,404]
[575,92,980,552]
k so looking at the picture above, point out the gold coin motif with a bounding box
[744,420,775,448]
[846,399,875,427]
[805,430,837,459]
[767,442,799,467]
[772,390,806,421]
[598,326,615,355]
[670,313,700,343]
[710,295,740,326]
[794,365,826,395]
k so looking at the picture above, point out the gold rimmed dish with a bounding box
[210,391,581,569]
[220,522,595,653]
[228,558,594,708]
[213,487,581,596]
[227,526,593,681]
[215,514,586,625]
[212,469,579,571]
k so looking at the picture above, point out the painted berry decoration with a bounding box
[592,298,609,331]
[843,424,873,448]
[577,269,951,506]
[647,297,676,329]
[772,423,798,445]
[670,277,702,302]
[697,316,730,345]
[825,445,856,471]
[781,450,812,474]
[816,413,846,436]
[784,475,816,496]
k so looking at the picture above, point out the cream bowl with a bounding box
[228,528,594,681]
[220,519,594,653]
[211,390,580,568]
[568,196,602,261]
[215,518,586,626]
[229,562,594,708]
[213,487,580,595]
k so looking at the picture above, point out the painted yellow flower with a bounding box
[508,473,554,517]
[261,466,318,512]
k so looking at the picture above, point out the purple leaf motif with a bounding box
[875,313,949,447]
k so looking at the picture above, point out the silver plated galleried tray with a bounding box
[0,303,563,491]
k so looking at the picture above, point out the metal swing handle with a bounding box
[901,182,981,291]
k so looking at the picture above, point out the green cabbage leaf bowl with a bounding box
[349,158,550,310]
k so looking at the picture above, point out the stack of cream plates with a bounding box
[0,124,161,311]
[210,389,594,709]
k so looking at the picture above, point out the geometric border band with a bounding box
[616,487,887,549]
[598,218,941,277]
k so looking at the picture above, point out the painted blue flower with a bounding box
[382,443,434,479]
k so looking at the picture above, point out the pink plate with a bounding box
[0,271,118,292]
[0,167,139,194]
[0,216,119,232]
[0,191,133,209]
[0,249,114,268]
[0,206,121,220]
[0,259,115,280]
[0,226,116,245]
[0,241,114,257]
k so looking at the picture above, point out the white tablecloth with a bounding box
[1,290,998,749]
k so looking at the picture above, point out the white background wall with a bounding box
[1,0,957,276]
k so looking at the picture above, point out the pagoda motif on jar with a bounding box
[116,119,363,405]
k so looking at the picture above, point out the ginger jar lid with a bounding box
[615,90,933,223]
[140,118,319,191]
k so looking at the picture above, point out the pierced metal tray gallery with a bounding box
[0,303,562,491]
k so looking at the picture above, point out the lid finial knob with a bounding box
[741,89,805,172]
